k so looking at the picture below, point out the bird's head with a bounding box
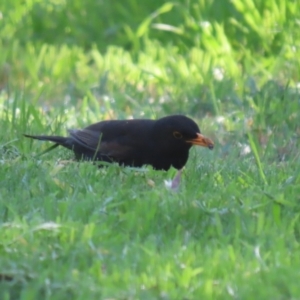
[153,115,214,150]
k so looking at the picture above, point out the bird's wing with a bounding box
[69,129,101,150]
[68,129,132,161]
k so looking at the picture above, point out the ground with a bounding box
[0,0,300,299]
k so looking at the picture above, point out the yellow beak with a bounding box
[186,133,214,149]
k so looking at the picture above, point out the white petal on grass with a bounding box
[238,143,251,156]
[213,67,224,81]
[199,21,211,29]
[216,116,225,124]
[254,245,265,266]
[151,23,183,35]
[227,285,235,296]
[164,169,182,191]
[34,222,61,231]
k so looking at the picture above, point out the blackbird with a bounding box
[24,115,214,171]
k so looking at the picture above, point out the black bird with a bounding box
[24,115,214,171]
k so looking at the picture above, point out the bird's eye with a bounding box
[173,131,183,139]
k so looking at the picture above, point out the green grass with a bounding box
[1,0,300,299]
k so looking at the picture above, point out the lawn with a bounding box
[1,0,300,299]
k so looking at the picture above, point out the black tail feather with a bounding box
[24,134,71,157]
[24,134,68,145]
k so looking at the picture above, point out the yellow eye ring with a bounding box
[173,131,183,139]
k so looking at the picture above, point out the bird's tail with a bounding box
[24,134,68,144]
[24,134,69,156]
